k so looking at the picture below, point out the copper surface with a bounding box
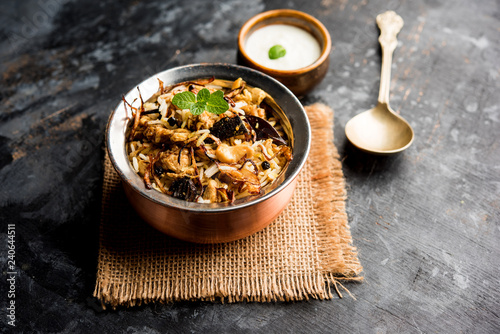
[123,177,298,243]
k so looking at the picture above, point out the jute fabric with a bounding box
[94,103,363,307]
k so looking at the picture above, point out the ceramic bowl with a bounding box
[238,9,331,97]
[106,63,311,243]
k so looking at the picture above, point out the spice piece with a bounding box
[210,115,248,140]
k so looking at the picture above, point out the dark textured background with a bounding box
[1,0,499,333]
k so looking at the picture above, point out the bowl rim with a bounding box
[106,63,311,213]
[237,9,332,76]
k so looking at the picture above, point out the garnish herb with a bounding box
[268,44,286,60]
[172,88,229,115]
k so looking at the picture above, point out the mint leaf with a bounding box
[269,45,286,60]
[191,102,206,115]
[172,91,196,110]
[197,88,210,103]
[171,88,229,115]
[206,90,229,114]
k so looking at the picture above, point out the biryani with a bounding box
[124,77,292,203]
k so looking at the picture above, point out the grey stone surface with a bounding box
[0,0,499,333]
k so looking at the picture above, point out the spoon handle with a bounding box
[376,11,404,105]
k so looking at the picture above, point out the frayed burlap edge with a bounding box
[94,272,360,306]
[306,103,363,300]
[93,103,363,307]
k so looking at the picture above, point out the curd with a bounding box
[244,24,321,71]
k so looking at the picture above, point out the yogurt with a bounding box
[244,24,321,71]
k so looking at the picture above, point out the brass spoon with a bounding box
[345,11,414,154]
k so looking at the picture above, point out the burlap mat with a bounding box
[94,103,363,307]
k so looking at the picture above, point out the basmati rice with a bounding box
[124,77,292,203]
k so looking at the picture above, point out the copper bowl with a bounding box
[238,9,331,97]
[106,64,311,243]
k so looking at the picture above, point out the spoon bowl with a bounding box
[345,11,414,155]
[345,102,414,154]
